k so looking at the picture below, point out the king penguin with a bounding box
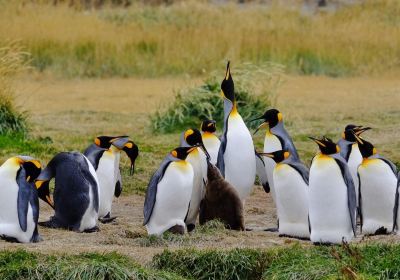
[308,137,356,244]
[259,150,310,239]
[0,156,42,243]
[337,125,371,209]
[251,109,299,203]
[35,152,100,232]
[180,128,210,232]
[143,147,195,236]
[200,120,220,165]
[84,136,139,222]
[354,134,397,235]
[216,62,256,202]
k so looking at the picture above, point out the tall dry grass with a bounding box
[0,0,399,77]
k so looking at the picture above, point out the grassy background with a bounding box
[0,1,399,78]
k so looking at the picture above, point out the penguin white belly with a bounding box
[0,174,35,243]
[359,159,397,235]
[185,149,205,226]
[224,115,256,201]
[146,162,193,235]
[273,164,309,238]
[79,157,100,232]
[309,156,353,244]
[96,152,116,218]
[202,134,220,165]
[348,144,362,206]
[263,133,282,202]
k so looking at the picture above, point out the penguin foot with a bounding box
[245,228,253,231]
[264,227,279,232]
[38,219,60,229]
[313,242,333,246]
[83,226,100,233]
[0,235,19,243]
[99,216,118,224]
[278,234,310,241]
[30,234,43,243]
[168,225,185,235]
[187,224,195,232]
[374,227,388,235]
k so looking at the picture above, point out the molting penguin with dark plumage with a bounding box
[84,135,139,222]
[199,161,244,231]
[35,152,100,232]
[308,137,357,244]
[217,62,256,203]
[259,150,310,239]
[0,156,42,243]
[353,134,397,235]
[143,147,195,236]
[180,128,210,232]
[200,120,220,165]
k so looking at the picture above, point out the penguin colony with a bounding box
[0,62,399,245]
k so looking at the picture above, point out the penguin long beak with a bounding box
[258,152,274,158]
[199,143,211,161]
[354,127,371,136]
[253,121,268,135]
[309,136,326,147]
[351,131,364,145]
[249,115,265,123]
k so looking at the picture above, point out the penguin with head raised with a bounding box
[353,134,397,235]
[216,62,256,202]
[338,125,371,209]
[251,108,299,204]
[200,120,220,165]
[258,150,309,239]
[308,136,356,244]
[199,161,244,231]
[0,156,42,243]
[180,128,210,232]
[143,146,196,236]
[84,135,139,222]
[35,152,99,232]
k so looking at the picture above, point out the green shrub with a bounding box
[150,62,283,133]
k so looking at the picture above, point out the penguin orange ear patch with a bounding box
[184,129,194,140]
[125,142,133,149]
[171,150,178,158]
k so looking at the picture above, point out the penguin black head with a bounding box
[353,133,377,158]
[258,150,290,164]
[111,137,139,176]
[14,156,42,183]
[183,128,211,160]
[220,61,235,103]
[251,108,283,134]
[201,119,217,133]
[342,125,371,142]
[94,135,129,149]
[35,162,55,209]
[171,147,196,160]
[309,136,340,155]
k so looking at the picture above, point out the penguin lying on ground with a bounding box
[308,137,356,244]
[84,135,139,222]
[35,152,100,233]
[199,161,244,231]
[143,147,195,236]
[354,133,398,235]
[201,120,220,165]
[0,156,42,243]
[259,150,310,239]
[180,128,210,232]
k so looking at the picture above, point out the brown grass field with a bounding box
[0,73,398,262]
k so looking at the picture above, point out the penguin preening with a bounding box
[84,135,139,222]
[308,137,356,244]
[337,125,371,209]
[252,109,299,204]
[201,120,220,165]
[0,156,42,243]
[259,150,310,239]
[35,152,100,232]
[143,147,195,236]
[216,62,256,202]
[199,161,244,231]
[180,128,210,232]
[354,134,397,235]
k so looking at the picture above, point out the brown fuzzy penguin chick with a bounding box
[199,161,244,230]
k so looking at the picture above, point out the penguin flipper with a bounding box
[271,124,300,162]
[287,161,310,185]
[83,144,106,170]
[375,155,398,176]
[255,151,270,193]
[143,157,173,226]
[16,168,30,232]
[392,174,400,232]
[114,180,122,198]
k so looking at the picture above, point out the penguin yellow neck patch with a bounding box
[230,103,239,118]
[173,160,191,171]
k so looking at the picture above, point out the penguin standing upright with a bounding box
[200,120,220,165]
[308,137,356,244]
[180,128,210,232]
[217,62,256,202]
[143,147,195,236]
[0,156,42,243]
[252,109,299,202]
[259,150,310,239]
[84,136,139,221]
[354,134,397,235]
[35,152,100,232]
[337,125,371,208]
